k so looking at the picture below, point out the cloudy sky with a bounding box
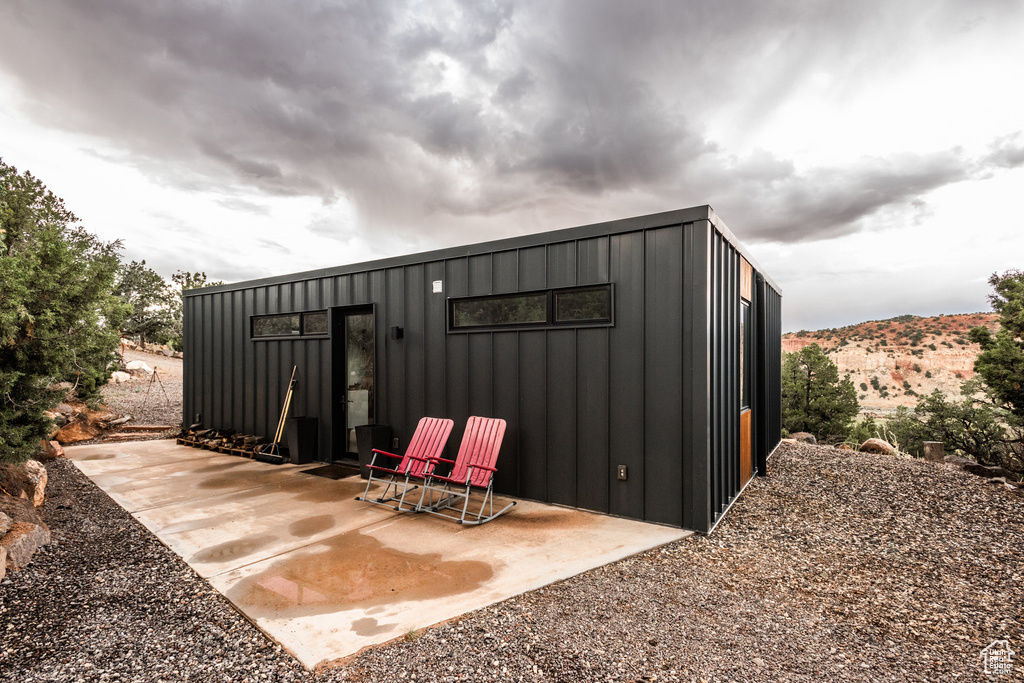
[2,0,1022,331]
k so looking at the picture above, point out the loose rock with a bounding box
[859,437,897,454]
[790,431,816,444]
[0,521,51,569]
[22,460,47,507]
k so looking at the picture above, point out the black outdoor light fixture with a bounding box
[389,326,404,340]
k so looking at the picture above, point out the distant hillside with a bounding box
[782,312,999,414]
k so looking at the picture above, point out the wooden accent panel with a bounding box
[740,409,753,484]
[740,257,753,301]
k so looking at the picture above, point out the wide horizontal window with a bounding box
[449,285,612,331]
[452,293,548,329]
[252,311,329,338]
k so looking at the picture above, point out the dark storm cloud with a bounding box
[0,0,1020,246]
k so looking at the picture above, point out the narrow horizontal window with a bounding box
[554,287,611,323]
[452,293,548,328]
[449,284,612,331]
[252,313,300,337]
[252,310,329,339]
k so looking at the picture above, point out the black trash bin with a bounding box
[355,424,393,479]
[285,417,318,465]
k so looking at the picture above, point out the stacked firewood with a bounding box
[177,424,264,455]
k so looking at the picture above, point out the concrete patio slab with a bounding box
[67,440,690,668]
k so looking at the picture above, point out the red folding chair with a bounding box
[416,416,515,525]
[356,417,453,511]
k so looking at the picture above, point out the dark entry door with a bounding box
[331,307,375,461]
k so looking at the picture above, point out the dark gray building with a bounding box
[183,206,782,532]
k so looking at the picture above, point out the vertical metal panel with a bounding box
[546,242,575,288]
[444,259,470,457]
[518,246,546,290]
[491,250,518,292]
[681,221,711,531]
[546,330,576,507]
[468,254,491,296]
[181,295,195,426]
[518,330,547,500]
[707,228,743,531]
[386,267,406,441]
[492,331,519,493]
[201,294,214,428]
[491,249,519,492]
[335,275,351,306]
[231,291,243,430]
[577,236,610,285]
[608,231,645,520]
[403,264,426,425]
[643,226,684,527]
[576,327,609,513]
[424,261,447,418]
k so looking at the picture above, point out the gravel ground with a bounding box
[2,443,1021,682]
[101,349,183,426]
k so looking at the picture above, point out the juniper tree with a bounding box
[781,343,859,443]
[0,160,127,464]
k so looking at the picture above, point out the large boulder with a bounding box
[55,418,101,444]
[0,494,42,527]
[859,438,897,455]
[38,440,65,462]
[1,522,51,570]
[125,360,154,376]
[790,432,817,444]
[0,460,47,508]
[110,370,132,384]
[22,461,47,508]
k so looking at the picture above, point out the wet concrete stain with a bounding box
[226,531,493,619]
[502,509,593,530]
[350,617,397,637]
[191,461,245,474]
[197,470,286,490]
[288,514,336,538]
[75,452,118,461]
[291,478,365,504]
[189,534,279,565]
[160,517,222,535]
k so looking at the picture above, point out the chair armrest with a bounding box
[371,449,401,459]
[428,456,456,464]
[407,453,430,462]
[467,463,497,473]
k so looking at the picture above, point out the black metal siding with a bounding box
[708,228,741,529]
[182,207,779,531]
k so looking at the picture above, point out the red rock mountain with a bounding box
[782,313,999,414]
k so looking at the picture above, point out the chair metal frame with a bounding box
[416,416,516,525]
[355,417,453,511]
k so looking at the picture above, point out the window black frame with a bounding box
[251,310,331,340]
[447,284,614,332]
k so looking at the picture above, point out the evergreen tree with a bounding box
[781,343,859,443]
[0,160,127,464]
[969,270,1024,419]
[114,259,174,348]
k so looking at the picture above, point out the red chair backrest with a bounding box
[449,417,506,487]
[403,417,454,477]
